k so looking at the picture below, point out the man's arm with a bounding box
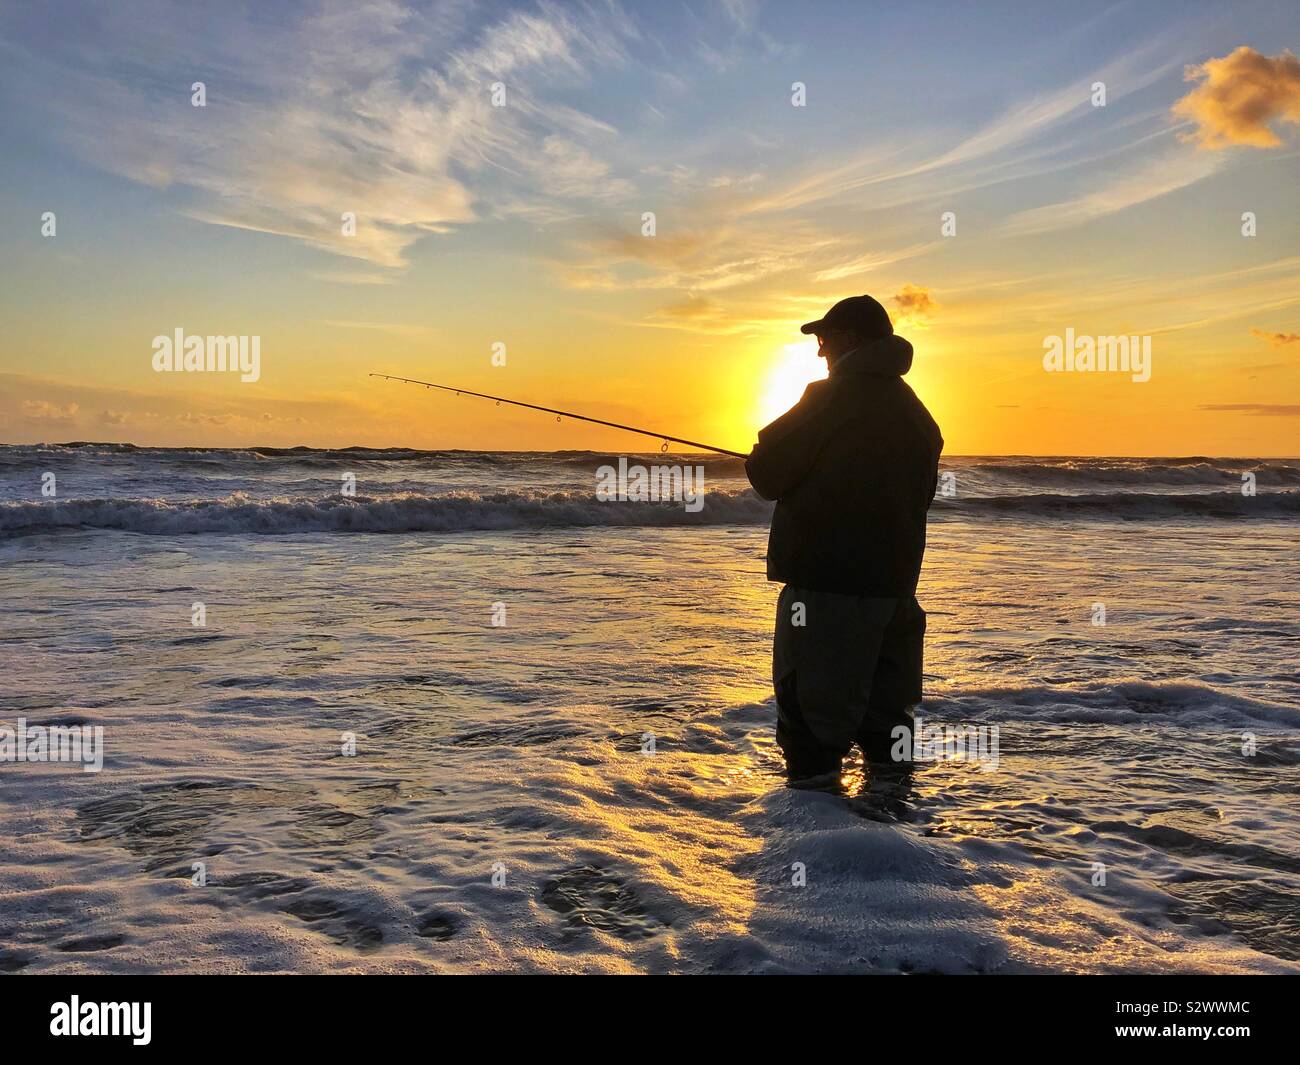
[926,431,945,505]
[744,380,837,501]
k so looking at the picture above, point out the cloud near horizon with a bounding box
[21,400,80,422]
[1251,328,1300,346]
[1200,403,1300,416]
[0,373,363,443]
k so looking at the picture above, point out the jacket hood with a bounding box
[831,334,913,377]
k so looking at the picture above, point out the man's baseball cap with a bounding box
[801,295,893,339]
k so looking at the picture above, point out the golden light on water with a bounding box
[755,340,825,426]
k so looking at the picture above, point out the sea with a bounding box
[1,444,1297,973]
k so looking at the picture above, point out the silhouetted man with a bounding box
[746,295,943,788]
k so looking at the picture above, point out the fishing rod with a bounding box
[369,373,748,458]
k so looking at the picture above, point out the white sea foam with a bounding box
[1,449,1296,973]
[0,694,1294,974]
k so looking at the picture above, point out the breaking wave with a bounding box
[0,490,771,535]
[1,487,1297,535]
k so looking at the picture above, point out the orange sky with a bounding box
[2,5,1297,455]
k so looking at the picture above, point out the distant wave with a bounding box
[0,444,751,475]
[6,445,1293,484]
[979,459,1300,486]
[2,487,1297,535]
[946,491,1300,519]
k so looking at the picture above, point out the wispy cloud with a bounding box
[1002,146,1225,236]
[738,39,1180,217]
[813,243,935,283]
[308,268,401,286]
[1200,403,1300,416]
[5,0,640,268]
[321,320,432,337]
[1251,327,1300,346]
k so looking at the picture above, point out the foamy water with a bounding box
[1,446,1297,973]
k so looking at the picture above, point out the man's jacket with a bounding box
[745,335,943,597]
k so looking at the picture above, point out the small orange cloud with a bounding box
[1251,327,1300,346]
[1173,47,1300,149]
[1201,403,1300,416]
[891,284,937,325]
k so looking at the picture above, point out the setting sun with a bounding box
[757,340,826,426]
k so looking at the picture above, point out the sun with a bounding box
[756,340,825,426]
